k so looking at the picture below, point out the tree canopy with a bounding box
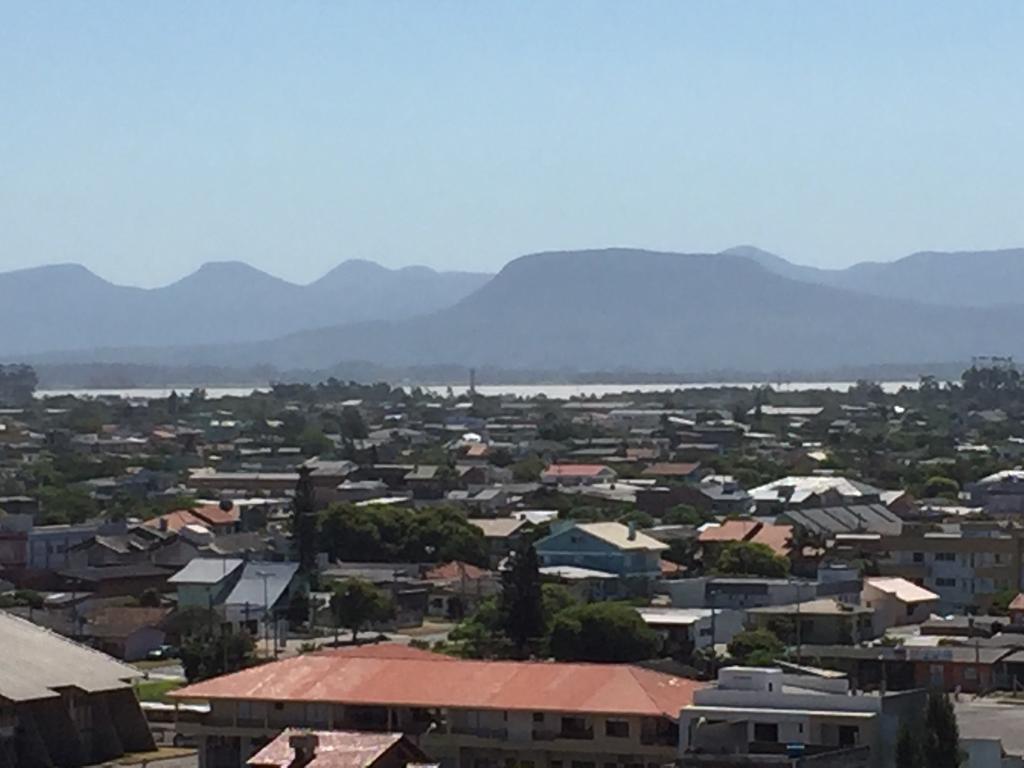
[329,578,394,641]
[548,602,660,663]
[713,541,790,578]
[726,628,784,666]
[318,504,488,566]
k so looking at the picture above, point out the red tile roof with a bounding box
[697,519,792,557]
[248,729,419,768]
[172,644,703,717]
[423,561,492,582]
[143,509,206,533]
[193,503,241,526]
[698,519,760,543]
[543,464,613,478]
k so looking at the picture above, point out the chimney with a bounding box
[627,520,637,541]
[158,517,168,533]
[289,731,318,768]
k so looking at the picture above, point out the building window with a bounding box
[913,552,924,563]
[533,712,545,723]
[838,725,860,747]
[605,720,630,738]
[753,723,779,743]
[936,578,956,587]
[964,667,978,680]
[936,552,956,562]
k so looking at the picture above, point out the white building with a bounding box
[679,667,924,768]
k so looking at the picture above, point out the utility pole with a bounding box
[258,570,272,657]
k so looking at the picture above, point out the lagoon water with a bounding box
[35,380,921,401]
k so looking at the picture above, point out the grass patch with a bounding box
[133,679,182,703]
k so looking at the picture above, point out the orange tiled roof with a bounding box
[193,503,241,526]
[543,464,613,478]
[423,561,492,582]
[697,519,792,557]
[697,519,760,543]
[143,509,206,533]
[172,644,703,717]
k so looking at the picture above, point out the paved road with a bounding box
[955,698,1024,756]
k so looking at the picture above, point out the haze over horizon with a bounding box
[4,1,1024,287]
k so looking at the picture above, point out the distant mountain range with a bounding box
[7,245,1024,379]
[22,247,1024,377]
[725,245,1024,307]
[0,260,491,355]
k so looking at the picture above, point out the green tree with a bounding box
[727,628,784,666]
[714,541,790,577]
[138,588,162,607]
[293,467,319,583]
[339,406,368,439]
[896,723,923,768]
[923,690,961,768]
[180,628,256,682]
[922,475,960,500]
[511,455,545,482]
[661,504,706,526]
[330,579,394,642]
[499,541,545,657]
[548,603,660,662]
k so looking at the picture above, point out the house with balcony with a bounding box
[170,644,704,768]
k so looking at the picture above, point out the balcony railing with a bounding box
[449,725,508,739]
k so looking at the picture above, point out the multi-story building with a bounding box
[679,666,925,768]
[836,522,1024,612]
[170,644,703,768]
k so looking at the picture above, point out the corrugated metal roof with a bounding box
[225,561,299,608]
[173,645,703,717]
[0,610,140,702]
[169,557,245,585]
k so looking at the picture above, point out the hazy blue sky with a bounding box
[2,2,1023,286]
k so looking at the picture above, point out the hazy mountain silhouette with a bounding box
[0,260,491,355]
[725,245,1024,307]
[57,248,1024,374]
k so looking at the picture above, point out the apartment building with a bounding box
[679,667,925,768]
[836,522,1024,612]
[170,644,703,768]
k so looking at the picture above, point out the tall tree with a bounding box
[923,690,961,768]
[330,579,394,642]
[293,466,319,585]
[896,723,923,768]
[499,541,545,657]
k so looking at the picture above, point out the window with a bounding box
[753,723,779,743]
[605,720,630,738]
[936,577,956,587]
[936,552,956,562]
[533,712,545,723]
[913,552,924,563]
[907,604,916,617]
[273,702,284,711]
[838,725,860,747]
[964,666,978,680]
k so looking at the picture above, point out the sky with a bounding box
[2,1,1023,287]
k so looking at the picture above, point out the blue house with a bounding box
[535,521,667,580]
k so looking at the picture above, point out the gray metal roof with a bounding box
[0,610,140,702]
[782,504,903,536]
[224,561,299,608]
[168,557,245,585]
